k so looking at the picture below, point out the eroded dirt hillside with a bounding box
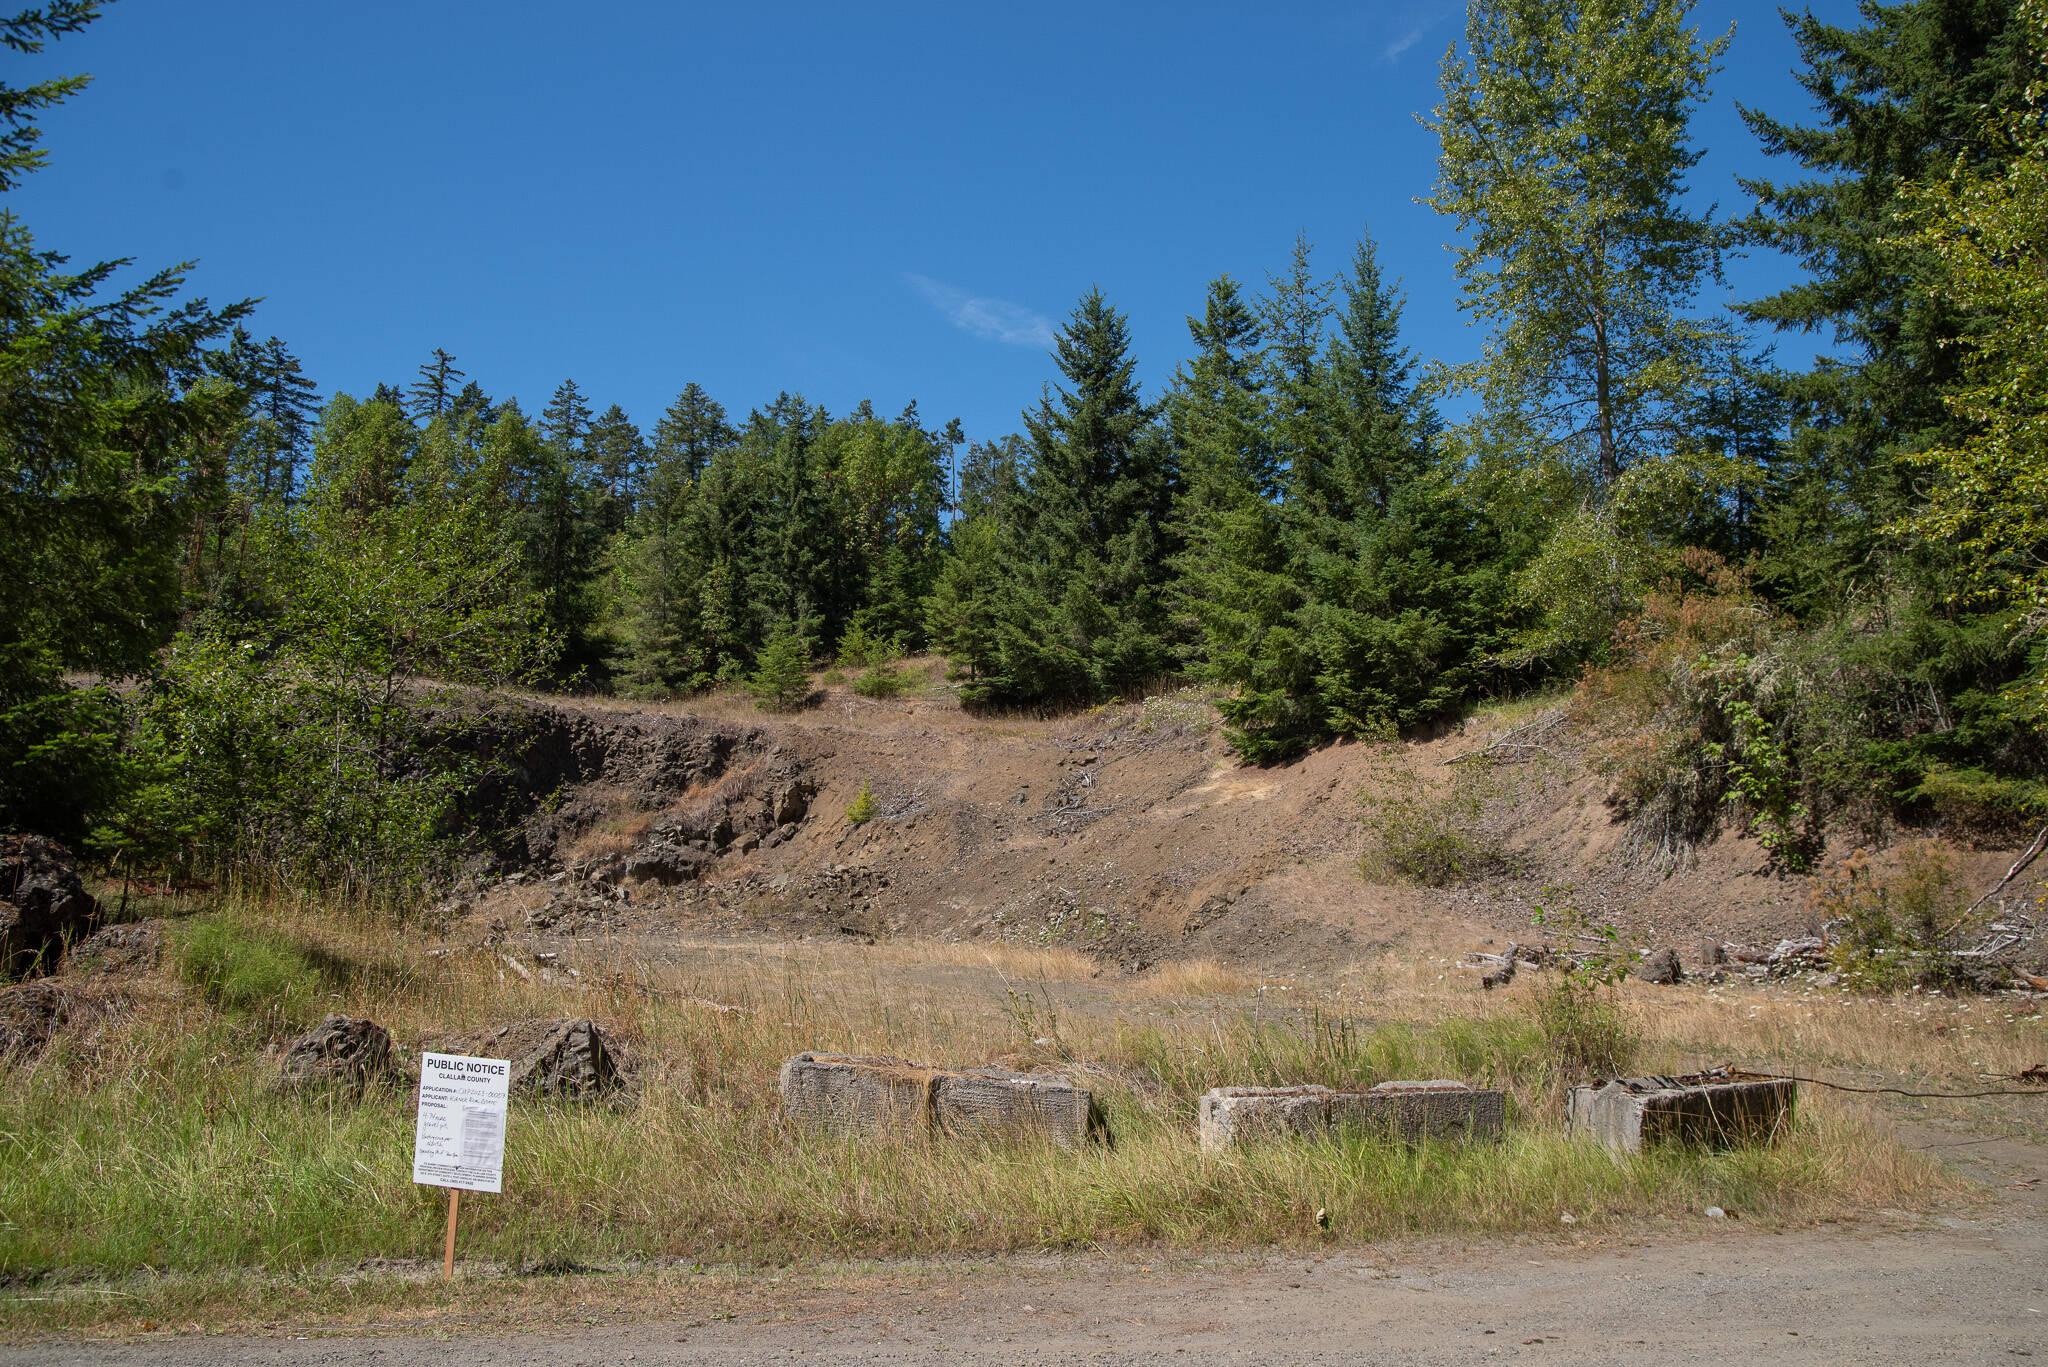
[430,669,2044,974]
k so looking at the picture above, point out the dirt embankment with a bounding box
[431,676,2046,975]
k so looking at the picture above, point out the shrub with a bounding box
[852,661,911,698]
[1360,765,1507,886]
[1581,559,1823,869]
[839,623,911,698]
[748,622,815,713]
[1527,896,1639,1081]
[844,781,878,825]
[1816,844,1975,992]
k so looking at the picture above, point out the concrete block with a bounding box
[1568,1073,1797,1154]
[1198,1080,1505,1153]
[778,1052,1105,1148]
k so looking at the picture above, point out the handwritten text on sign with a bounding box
[413,1052,510,1194]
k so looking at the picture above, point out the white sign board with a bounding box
[413,1052,510,1194]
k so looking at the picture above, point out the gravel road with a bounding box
[9,1205,2044,1366]
[10,1119,2042,1366]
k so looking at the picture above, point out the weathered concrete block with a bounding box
[778,1052,1105,1148]
[1568,1073,1797,1154]
[1198,1080,1505,1153]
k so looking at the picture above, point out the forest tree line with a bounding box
[4,0,2045,892]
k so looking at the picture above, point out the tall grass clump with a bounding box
[172,915,325,1030]
[1526,898,1640,1081]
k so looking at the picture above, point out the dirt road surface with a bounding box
[12,1141,2043,1367]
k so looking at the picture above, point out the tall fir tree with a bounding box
[407,348,465,423]
[649,382,735,486]
[1738,0,2034,609]
[585,402,645,533]
[931,291,1178,706]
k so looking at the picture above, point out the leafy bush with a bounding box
[1360,765,1507,886]
[1815,844,1973,992]
[1527,897,1640,1080]
[1582,556,1823,868]
[173,917,323,1029]
[837,622,912,697]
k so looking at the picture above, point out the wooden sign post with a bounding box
[413,1052,510,1281]
[442,1188,461,1281]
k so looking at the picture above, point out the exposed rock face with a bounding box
[424,1018,628,1099]
[1635,947,1684,985]
[64,919,164,977]
[279,1014,394,1089]
[423,700,798,869]
[0,835,100,977]
[624,776,820,886]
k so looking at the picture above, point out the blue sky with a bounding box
[13,1,1851,445]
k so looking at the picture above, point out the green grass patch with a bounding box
[171,915,325,1030]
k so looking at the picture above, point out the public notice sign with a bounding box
[413,1052,511,1194]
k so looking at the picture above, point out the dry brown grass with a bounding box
[1131,958,1257,998]
[0,890,2012,1323]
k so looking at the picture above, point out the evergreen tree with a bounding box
[745,393,842,638]
[407,347,465,422]
[541,378,592,455]
[1258,234,1335,500]
[1738,0,2034,607]
[585,402,645,532]
[1175,234,1502,761]
[747,618,814,712]
[1170,274,1272,514]
[218,328,320,506]
[649,382,735,484]
[931,291,1177,706]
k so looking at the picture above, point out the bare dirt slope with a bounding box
[442,668,2044,975]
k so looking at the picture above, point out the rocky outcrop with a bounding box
[624,775,818,885]
[1635,947,1683,985]
[423,1018,629,1100]
[0,981,121,1062]
[279,1014,394,1090]
[0,835,100,977]
[64,919,164,976]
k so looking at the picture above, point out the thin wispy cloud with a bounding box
[1381,3,1456,62]
[905,273,1055,347]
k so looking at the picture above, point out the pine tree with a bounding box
[1258,234,1335,500]
[407,348,465,423]
[747,619,815,712]
[1175,234,1505,761]
[933,291,1176,706]
[0,4,252,842]
[541,378,592,456]
[1738,0,2033,606]
[585,402,645,532]
[650,383,735,484]
[744,393,843,639]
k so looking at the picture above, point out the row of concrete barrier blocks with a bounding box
[777,1053,1797,1155]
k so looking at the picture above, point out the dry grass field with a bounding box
[8,881,2028,1338]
